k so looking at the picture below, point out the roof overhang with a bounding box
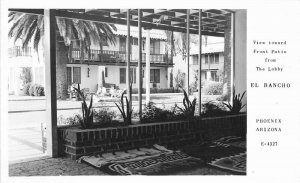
[9,9,232,37]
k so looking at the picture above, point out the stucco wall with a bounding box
[234,10,247,111]
[66,64,99,93]
[103,65,168,89]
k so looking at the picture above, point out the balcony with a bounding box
[8,46,32,58]
[70,49,173,65]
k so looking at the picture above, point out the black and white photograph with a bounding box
[5,8,247,176]
[1,0,300,183]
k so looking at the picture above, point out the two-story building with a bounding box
[8,40,45,95]
[8,25,173,96]
[67,25,173,93]
[190,43,224,83]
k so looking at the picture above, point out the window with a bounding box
[210,54,215,64]
[130,68,136,83]
[120,68,136,84]
[215,54,219,64]
[211,71,219,81]
[205,55,208,64]
[201,71,207,80]
[150,40,160,54]
[150,69,160,83]
[120,68,126,84]
[119,37,126,52]
[131,38,138,45]
[67,67,72,86]
[105,67,108,77]
[73,67,81,84]
[142,40,145,51]
[193,55,198,65]
[154,40,160,54]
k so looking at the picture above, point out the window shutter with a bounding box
[73,67,81,84]
[210,54,215,64]
[120,68,126,84]
[155,69,160,83]
[150,69,154,83]
[67,67,72,86]
[215,54,219,64]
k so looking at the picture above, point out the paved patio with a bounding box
[9,157,232,176]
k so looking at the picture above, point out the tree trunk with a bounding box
[56,35,69,100]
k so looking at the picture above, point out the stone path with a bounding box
[9,157,231,176]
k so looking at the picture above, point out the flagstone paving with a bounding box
[9,157,232,176]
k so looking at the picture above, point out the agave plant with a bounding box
[177,88,197,119]
[223,88,246,114]
[73,83,94,129]
[115,91,132,125]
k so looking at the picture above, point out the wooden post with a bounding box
[145,28,151,104]
[44,9,58,157]
[198,9,202,116]
[138,9,143,118]
[126,9,131,106]
[231,12,236,104]
[171,31,174,65]
[186,9,190,94]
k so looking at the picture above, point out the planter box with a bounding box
[56,113,246,160]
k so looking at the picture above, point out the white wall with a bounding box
[67,64,99,92]
[104,65,168,89]
[234,10,247,111]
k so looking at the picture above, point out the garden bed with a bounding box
[56,113,246,160]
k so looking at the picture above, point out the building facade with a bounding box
[8,25,173,96]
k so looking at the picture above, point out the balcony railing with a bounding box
[8,46,32,57]
[71,49,172,65]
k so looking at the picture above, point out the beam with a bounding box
[9,8,44,15]
[198,9,202,116]
[54,10,224,37]
[186,9,190,94]
[44,9,58,157]
[138,9,143,118]
[126,9,132,106]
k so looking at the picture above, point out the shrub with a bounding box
[93,108,116,123]
[174,69,185,88]
[20,67,32,87]
[141,102,183,123]
[73,83,94,129]
[115,91,133,125]
[203,81,223,95]
[176,89,196,120]
[34,84,45,96]
[201,101,230,117]
[28,84,35,96]
[223,88,246,114]
[57,114,82,126]
[23,82,32,96]
[130,87,182,94]
[27,83,45,96]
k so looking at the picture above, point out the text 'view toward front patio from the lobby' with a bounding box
[8,9,247,175]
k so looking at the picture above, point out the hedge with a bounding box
[203,81,223,95]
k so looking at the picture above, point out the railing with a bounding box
[71,49,172,64]
[8,46,32,57]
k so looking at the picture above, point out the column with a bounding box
[224,13,232,100]
[126,9,131,106]
[145,28,151,104]
[137,9,143,118]
[197,9,202,116]
[44,9,58,157]
[186,9,190,93]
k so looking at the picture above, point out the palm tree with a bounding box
[8,11,117,99]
